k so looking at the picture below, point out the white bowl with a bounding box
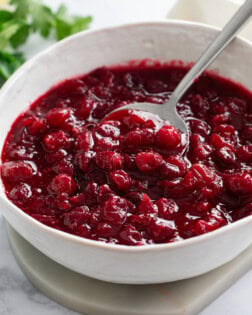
[0,21,251,284]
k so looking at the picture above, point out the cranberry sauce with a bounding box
[1,65,252,245]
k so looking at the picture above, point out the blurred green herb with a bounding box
[0,0,92,86]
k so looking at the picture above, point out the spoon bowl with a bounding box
[112,100,188,133]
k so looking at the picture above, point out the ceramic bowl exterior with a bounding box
[0,21,251,284]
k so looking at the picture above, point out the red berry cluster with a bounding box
[1,66,251,245]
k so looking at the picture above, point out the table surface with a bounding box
[0,0,251,314]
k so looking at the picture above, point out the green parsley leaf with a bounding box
[0,19,30,50]
[56,4,68,19]
[55,18,71,41]
[0,1,92,87]
[11,0,54,37]
[70,16,92,34]
[29,1,54,37]
[10,21,30,48]
[0,21,20,50]
[11,0,30,19]
[0,51,24,86]
[0,10,14,24]
[54,5,92,40]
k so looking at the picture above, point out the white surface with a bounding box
[0,0,251,313]
[6,224,252,315]
[169,0,252,40]
[0,215,251,315]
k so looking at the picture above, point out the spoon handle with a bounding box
[169,0,252,107]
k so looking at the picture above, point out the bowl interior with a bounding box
[0,20,251,231]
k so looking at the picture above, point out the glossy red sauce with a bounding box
[1,65,252,245]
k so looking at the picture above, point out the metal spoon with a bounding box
[109,0,252,133]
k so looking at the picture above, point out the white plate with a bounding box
[7,224,252,315]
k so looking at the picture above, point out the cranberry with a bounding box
[92,68,115,85]
[215,146,236,166]
[194,210,226,235]
[124,128,155,149]
[95,151,123,170]
[9,183,32,203]
[97,184,114,204]
[194,220,214,235]
[103,196,129,225]
[82,182,99,206]
[78,98,94,119]
[190,134,203,148]
[156,198,178,220]
[20,115,35,128]
[232,203,252,221]
[53,156,74,176]
[136,194,158,215]
[6,145,36,160]
[198,187,215,202]
[124,130,142,148]
[191,94,210,118]
[77,224,92,237]
[191,143,213,161]
[43,130,70,151]
[92,101,113,119]
[1,161,34,182]
[241,124,252,141]
[89,207,102,226]
[74,151,93,173]
[46,108,72,128]
[135,151,162,172]
[95,138,120,151]
[210,133,228,149]
[96,222,119,238]
[124,191,143,206]
[158,178,182,198]
[123,72,143,89]
[121,111,147,130]
[59,79,87,97]
[119,225,143,245]
[45,149,68,164]
[55,195,72,212]
[96,121,120,138]
[109,170,131,191]
[237,145,252,162]
[128,215,152,233]
[63,206,90,231]
[145,79,167,93]
[48,174,77,196]
[156,125,181,149]
[190,201,212,216]
[213,124,235,138]
[225,97,247,129]
[29,118,48,135]
[184,163,223,193]
[160,155,188,179]
[188,119,211,137]
[77,131,94,151]
[211,112,231,126]
[123,153,136,170]
[149,219,175,242]
[225,173,252,194]
[86,168,107,185]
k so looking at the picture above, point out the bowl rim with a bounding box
[0,20,251,253]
